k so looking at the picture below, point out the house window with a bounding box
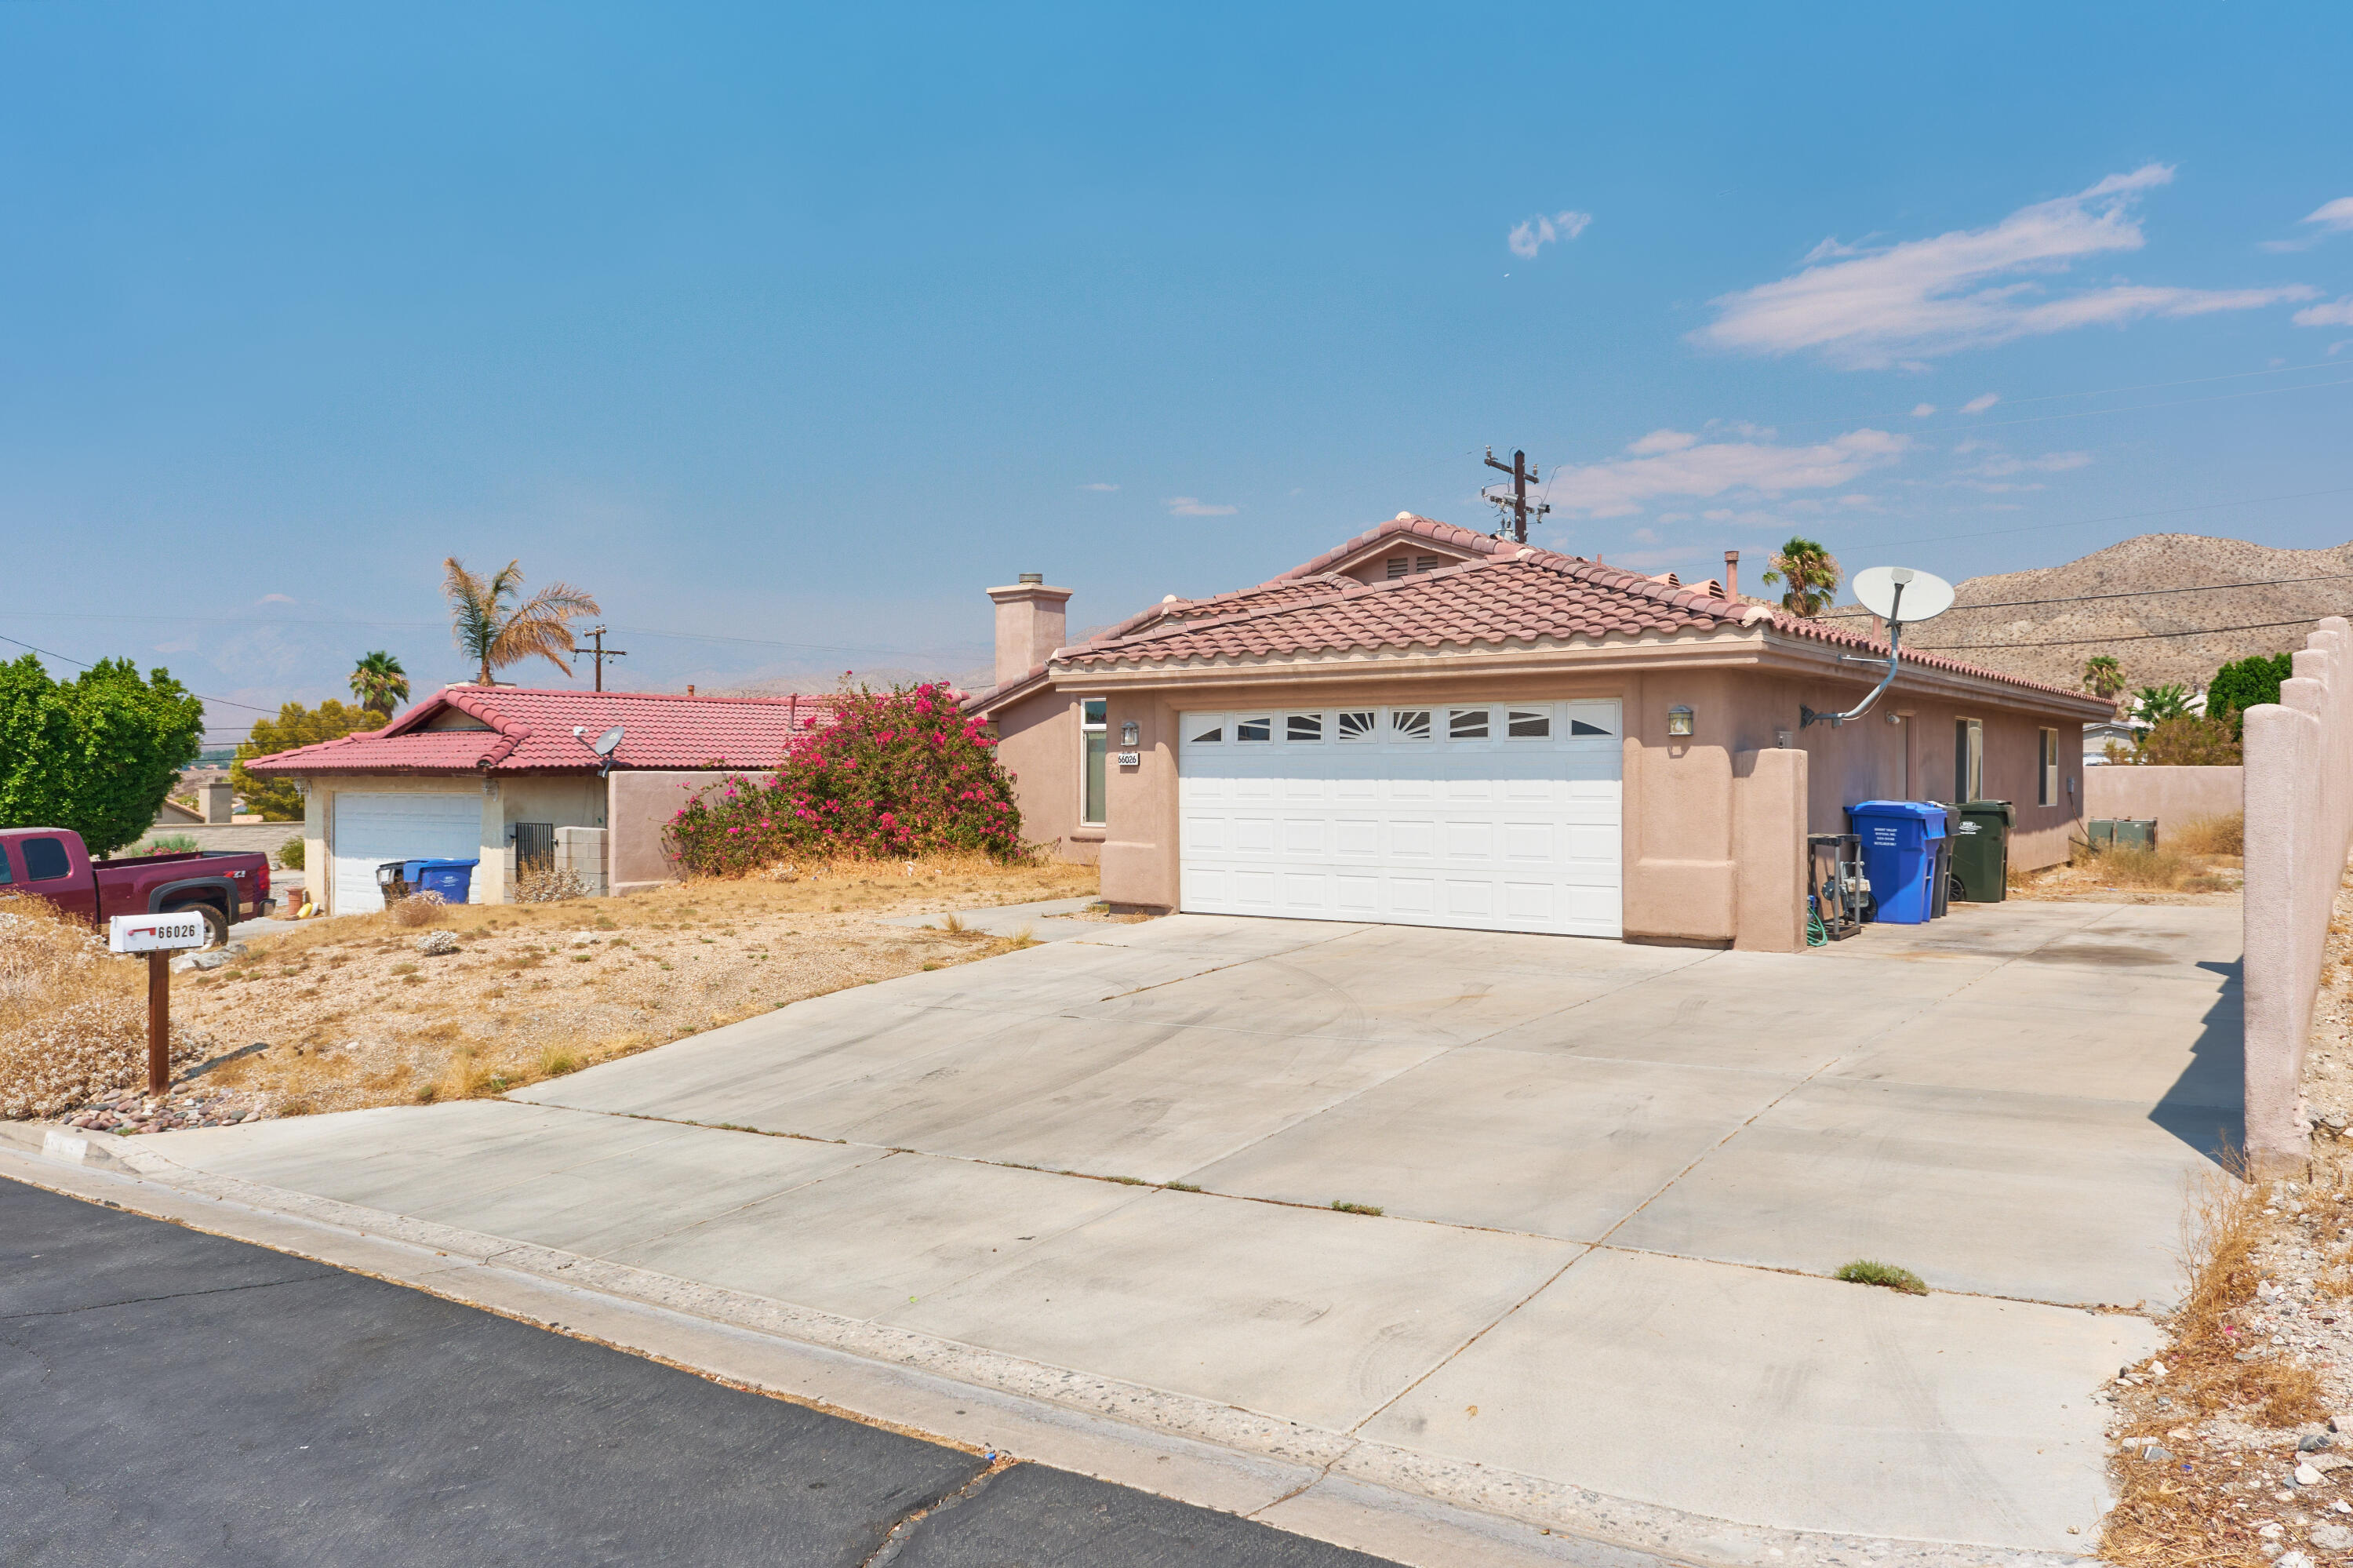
[2038,728,2059,807]
[1286,713,1324,743]
[1391,709,1432,741]
[1082,700,1108,825]
[1337,710,1376,741]
[1955,718,1983,803]
[1448,708,1489,740]
[1189,719,1223,744]
[1506,708,1551,739]
[1235,715,1272,742]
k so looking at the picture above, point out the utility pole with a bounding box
[575,627,628,692]
[1482,447,1551,544]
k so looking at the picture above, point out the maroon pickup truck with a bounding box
[0,827,273,948]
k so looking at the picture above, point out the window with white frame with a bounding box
[1082,699,1107,825]
[2038,728,2058,807]
[1337,710,1376,740]
[1447,708,1489,740]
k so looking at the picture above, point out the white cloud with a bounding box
[1507,209,1592,259]
[2295,297,2353,328]
[1972,449,2093,478]
[1959,392,2000,414]
[1551,427,1910,518]
[1693,166,2317,369]
[1165,497,1238,516]
[2307,198,2353,233]
[1079,482,1119,492]
[257,593,296,605]
[1910,402,1937,417]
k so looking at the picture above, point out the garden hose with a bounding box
[1806,897,1830,948]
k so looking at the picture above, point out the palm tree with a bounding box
[2133,683,2191,726]
[2082,654,2125,702]
[1760,537,1842,618]
[442,558,601,686]
[349,650,410,718]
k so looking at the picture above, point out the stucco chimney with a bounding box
[1723,551,1740,599]
[988,575,1071,688]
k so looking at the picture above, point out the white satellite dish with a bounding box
[1850,566,1954,625]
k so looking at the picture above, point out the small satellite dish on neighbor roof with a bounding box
[1850,566,1955,625]
[573,724,626,776]
[1800,566,1954,731]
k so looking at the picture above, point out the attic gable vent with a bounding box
[1416,555,1441,573]
[1385,555,1409,580]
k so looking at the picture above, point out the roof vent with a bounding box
[1395,511,1414,522]
[1019,572,1044,585]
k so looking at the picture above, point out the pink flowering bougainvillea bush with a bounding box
[667,681,1022,874]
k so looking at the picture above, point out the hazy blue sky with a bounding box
[5,4,2349,739]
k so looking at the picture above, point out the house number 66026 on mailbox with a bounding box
[109,913,208,1096]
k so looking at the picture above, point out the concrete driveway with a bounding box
[116,900,2238,1558]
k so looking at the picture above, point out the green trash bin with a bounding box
[1951,799,2014,902]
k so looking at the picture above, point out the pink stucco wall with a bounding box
[2084,766,2243,831]
[606,769,735,893]
[2244,617,2353,1173]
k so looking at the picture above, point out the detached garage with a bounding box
[966,512,2112,952]
[245,686,842,914]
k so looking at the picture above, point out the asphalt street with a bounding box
[0,1175,1401,1567]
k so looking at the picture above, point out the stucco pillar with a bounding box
[478,779,508,904]
[2246,696,2322,1175]
[1733,747,1808,953]
[1099,695,1176,911]
[300,784,326,914]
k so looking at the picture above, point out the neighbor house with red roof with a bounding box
[245,685,839,912]
[966,512,2111,950]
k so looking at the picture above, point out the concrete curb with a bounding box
[0,1124,2082,1568]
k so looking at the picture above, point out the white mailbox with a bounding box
[108,912,209,955]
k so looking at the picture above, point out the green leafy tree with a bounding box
[2206,651,2293,737]
[2082,654,2126,702]
[232,700,379,820]
[0,655,205,855]
[2133,683,2191,726]
[349,650,411,717]
[1760,537,1842,618]
[443,558,598,686]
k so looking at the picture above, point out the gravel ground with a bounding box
[38,860,1098,1128]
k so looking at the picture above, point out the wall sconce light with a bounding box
[1667,705,1693,737]
[1886,711,1904,726]
[1120,720,1140,747]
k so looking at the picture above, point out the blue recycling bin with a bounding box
[1846,802,1947,925]
[412,858,478,904]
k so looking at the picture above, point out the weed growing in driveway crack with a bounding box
[1330,1201,1384,1217]
[1835,1260,1927,1294]
[1164,1181,1202,1192]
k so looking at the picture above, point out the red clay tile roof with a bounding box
[1032,513,2099,705]
[245,686,846,777]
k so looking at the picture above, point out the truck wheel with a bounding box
[188,904,231,950]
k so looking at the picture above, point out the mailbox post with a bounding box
[108,914,209,1096]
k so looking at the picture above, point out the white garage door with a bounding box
[333,792,484,914]
[1177,700,1623,937]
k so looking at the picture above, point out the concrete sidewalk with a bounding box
[38,901,2238,1565]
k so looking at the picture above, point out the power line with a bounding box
[1822,567,2353,616]
[0,631,287,715]
[1911,615,2329,651]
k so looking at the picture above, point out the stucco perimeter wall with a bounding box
[2085,766,2244,831]
[2243,617,2353,1173]
[992,693,1097,865]
[608,770,734,894]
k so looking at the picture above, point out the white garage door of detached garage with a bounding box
[332,792,483,915]
[1177,700,1623,937]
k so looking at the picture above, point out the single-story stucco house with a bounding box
[245,685,839,912]
[966,512,2111,951]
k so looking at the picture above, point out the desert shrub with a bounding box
[2170,812,2244,857]
[668,681,1020,875]
[2127,714,2242,766]
[388,891,447,926]
[277,838,305,870]
[514,864,586,902]
[133,835,201,855]
[0,894,212,1117]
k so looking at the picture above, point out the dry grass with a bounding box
[2170,812,2246,858]
[0,894,213,1117]
[388,893,448,927]
[2012,833,2242,901]
[2101,1157,2326,1568]
[152,855,1100,1119]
